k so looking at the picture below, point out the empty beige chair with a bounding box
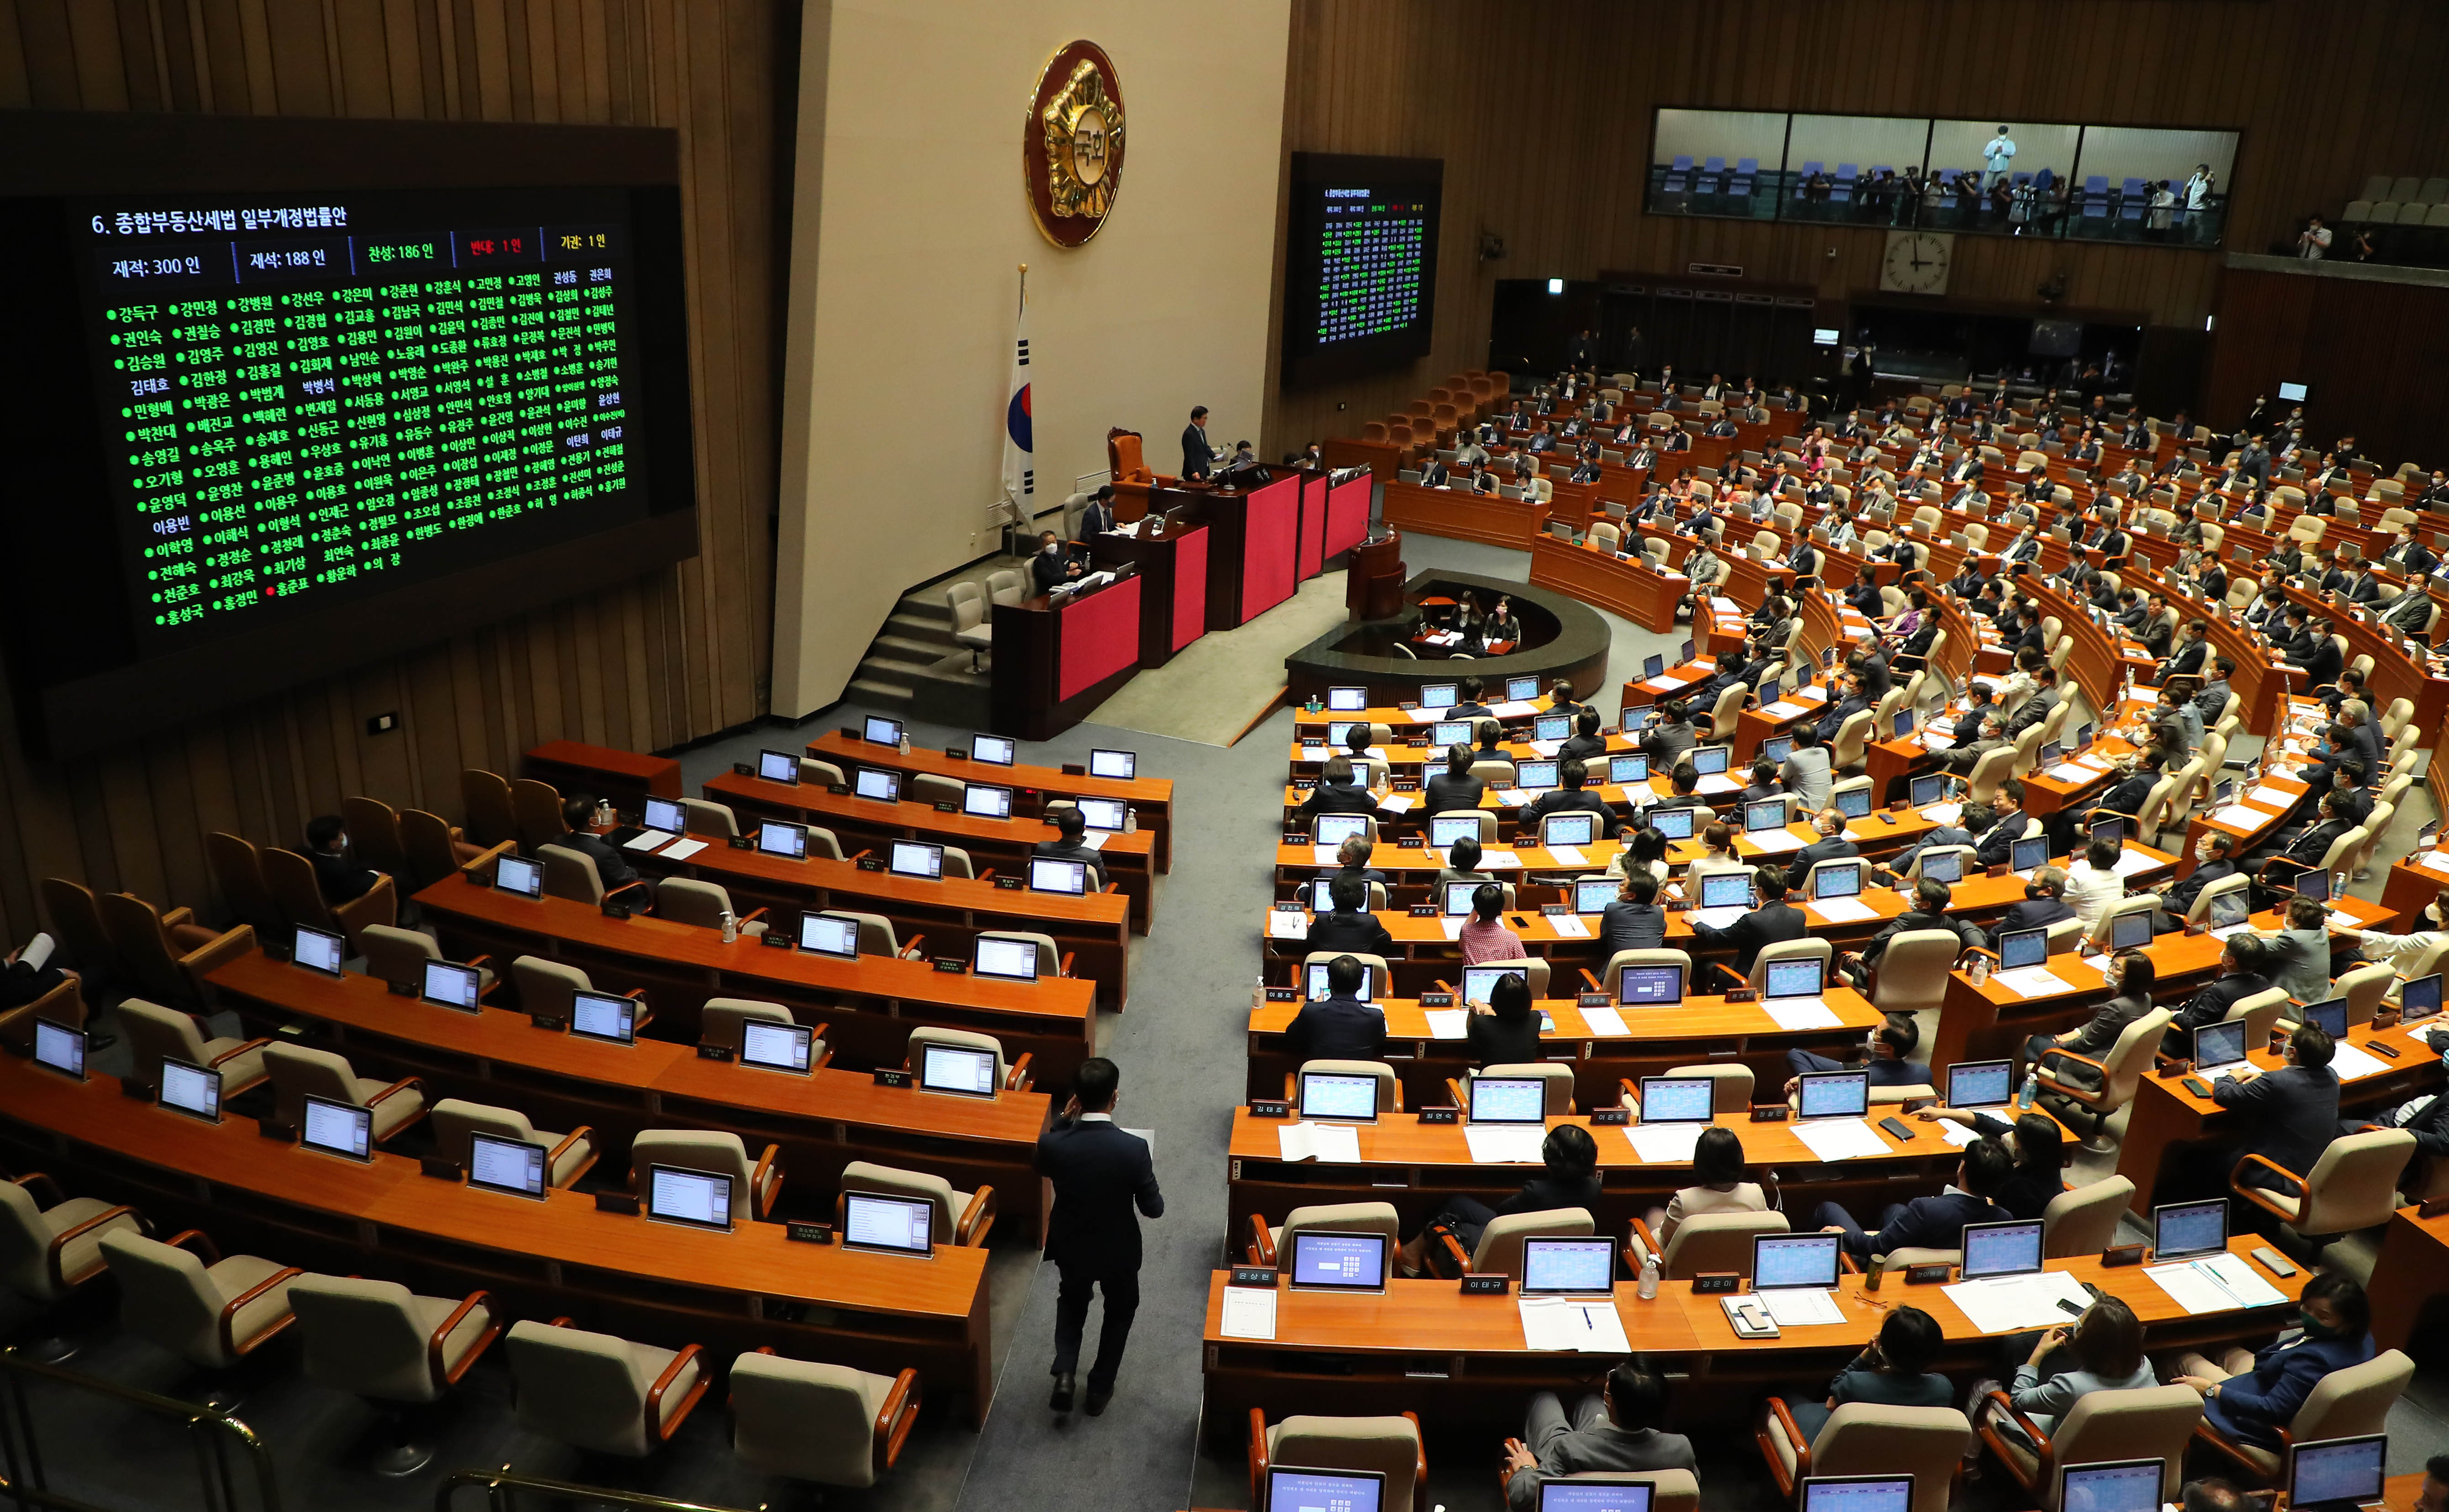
[2223,986,2291,1048]
[289,1274,504,1474]
[1748,937,1831,994]
[631,1129,782,1222]
[799,756,846,787]
[839,1159,994,1246]
[700,997,809,1054]
[947,583,993,669]
[459,768,518,848]
[358,924,492,996]
[504,1318,708,1458]
[1627,1208,1787,1279]
[829,910,915,958]
[339,796,412,882]
[100,892,252,1010]
[117,996,271,1096]
[205,830,288,938]
[400,809,486,892]
[2231,1128,2416,1246]
[2041,1176,2134,1258]
[1977,1383,2200,1509]
[656,877,767,938]
[2044,914,2086,955]
[100,1228,300,1370]
[985,568,1027,607]
[1597,948,1692,1001]
[1759,1402,1969,1512]
[1462,1062,1574,1114]
[509,778,566,854]
[676,797,740,838]
[730,1349,920,1489]
[509,956,621,1021]
[1291,1057,1402,1113]
[908,1024,1029,1091]
[1659,1061,1754,1112]
[263,1043,428,1143]
[429,1099,598,1188]
[1866,929,1961,1018]
[2036,1008,2173,1152]
[1246,1201,1400,1271]
[0,971,83,1056]
[2190,1348,2413,1482]
[263,847,397,956]
[0,1173,142,1309]
[1250,1412,1426,1512]
[1453,1208,1593,1278]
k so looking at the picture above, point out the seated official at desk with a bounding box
[1815,1138,2015,1262]
[1299,757,1385,824]
[1641,1125,1768,1244]
[1911,1107,2067,1221]
[1425,744,1485,817]
[2167,1274,2375,1451]
[2256,895,2338,1003]
[1773,1305,1954,1445]
[1447,675,1494,721]
[2027,949,2155,1084]
[1557,709,1609,764]
[1992,1297,2156,1444]
[1077,485,1118,538]
[1850,878,1984,984]
[2151,832,2240,932]
[1330,835,1391,889]
[1641,701,1699,769]
[1303,876,1395,959]
[2162,934,2276,1055]
[1888,801,1981,876]
[1,936,70,1011]
[1501,1362,1697,1512]
[1283,953,1386,1063]
[1439,835,1495,887]
[1396,1123,1601,1277]
[2214,1022,2342,1198]
[1782,807,1861,892]
[1465,971,1543,1067]
[305,813,384,904]
[1779,724,1833,812]
[551,796,650,899]
[1600,873,1669,953]
[1521,758,1619,838]
[1034,807,1109,888]
[2060,837,2128,931]
[1460,885,1524,965]
[1684,822,1747,889]
[1787,1011,1931,1088]
[1030,529,1085,594]
[1610,826,1673,889]
[1690,867,1807,992]
[1988,864,2076,950]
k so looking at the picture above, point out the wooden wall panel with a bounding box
[1266,0,2449,455]
[2206,268,2449,468]
[0,0,784,946]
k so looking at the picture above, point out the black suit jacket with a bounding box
[2164,971,2277,1052]
[309,846,380,904]
[1972,811,2032,868]
[1784,835,1860,890]
[0,960,68,1010]
[1298,782,1383,823]
[1989,895,2074,949]
[2213,1064,2342,1184]
[1694,902,1808,976]
[2165,858,2240,915]
[1424,773,1486,815]
[1032,839,1109,887]
[1849,1189,2013,1260]
[1079,499,1117,537]
[2165,639,2209,679]
[1036,1118,1162,1273]
[1304,910,1396,961]
[553,830,640,891]
[2096,772,2158,816]
[1862,908,1981,966]
[1181,423,1215,479]
[1284,993,1389,1064]
[1523,788,1619,839]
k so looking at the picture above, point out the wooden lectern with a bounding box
[1346,531,1406,621]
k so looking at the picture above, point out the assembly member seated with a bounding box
[1785,1011,1931,1088]
[2214,1021,2342,1197]
[1424,744,1486,816]
[1282,953,1384,1063]
[1303,875,1394,959]
[1815,1137,2015,1263]
[552,797,650,900]
[1520,758,1619,839]
[1771,1305,1954,1445]
[1396,1123,1602,1277]
[2167,1273,2375,1451]
[1032,807,1109,888]
[1688,866,1807,992]
[1499,1360,1697,1511]
[305,813,384,903]
[1298,756,1385,824]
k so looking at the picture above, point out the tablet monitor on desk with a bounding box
[1298,1071,1382,1124]
[1540,812,1597,846]
[757,749,800,784]
[1287,1230,1387,1291]
[1420,683,1459,709]
[1893,710,1914,739]
[1430,814,1482,848]
[1753,1232,1843,1289]
[1533,714,1573,742]
[1301,877,1335,914]
[1745,799,1789,833]
[2152,1197,2229,1260]
[1271,1469,1384,1512]
[1800,1477,1913,1512]
[2039,741,2062,770]
[1960,1218,2044,1280]
[1075,796,1128,831]
[2055,1459,2163,1512]
[888,841,945,881]
[1467,1076,1547,1125]
[757,820,809,861]
[863,715,904,747]
[646,1165,734,1233]
[30,1018,84,1081]
[1910,774,1947,806]
[1947,1059,2014,1110]
[2302,998,2349,1039]
[292,924,346,976]
[144,1054,222,1124]
[963,783,1014,819]
[467,1132,548,1199]
[2402,972,2444,1022]
[1089,748,1136,780]
[1619,964,1685,1006]
[1835,786,1872,819]
[492,848,546,897]
[2107,909,2152,950]
[1508,675,1542,701]
[973,936,1040,982]
[1517,761,1561,791]
[2089,816,2127,851]
[571,991,638,1045]
[300,1094,373,1162]
[970,733,1016,766]
[1812,861,1863,900]
[1920,850,1963,883]
[1760,734,1792,763]
[2073,722,2095,752]
[1519,1236,1614,1297]
[2191,1021,2248,1076]
[641,797,685,837]
[1650,805,1697,840]
[920,1043,1001,1097]
[2295,867,2332,904]
[1997,927,2048,971]
[1642,653,1666,679]
[1461,966,1526,1007]
[1609,753,1650,785]
[1766,957,1826,1002]
[842,1191,935,1255]
[1328,720,1365,748]
[1697,871,1753,910]
[1689,744,1730,777]
[1328,686,1368,712]
[739,1021,814,1075]
[1305,962,1376,1003]
[1443,881,1485,916]
[1621,707,1655,734]
[421,960,483,1013]
[2011,834,2051,873]
[1635,1075,1713,1123]
[1796,1070,1868,1120]
[1312,813,1371,848]
[1575,878,1620,914]
[798,912,861,959]
[2286,1435,2387,1512]
[1539,1479,1653,1512]
[1431,719,1473,746]
[853,768,900,803]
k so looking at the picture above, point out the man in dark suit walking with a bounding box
[1039,1057,1162,1416]
[1181,406,1216,480]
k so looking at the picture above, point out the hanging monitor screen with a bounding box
[1281,153,1443,387]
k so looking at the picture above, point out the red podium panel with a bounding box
[1172,528,1209,651]
[1296,471,1329,580]
[1324,476,1371,559]
[1239,474,1300,620]
[1058,576,1142,701]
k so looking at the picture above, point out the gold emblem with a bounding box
[1025,42,1125,247]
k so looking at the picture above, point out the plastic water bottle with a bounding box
[719,910,737,945]
[1124,805,1138,835]
[2017,1067,2039,1110]
[1638,1253,1660,1300]
[1967,953,1991,987]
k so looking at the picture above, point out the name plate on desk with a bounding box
[1285,831,1312,845]
[1460,1274,1511,1296]
[760,929,794,948]
[600,899,633,920]
[857,856,886,871]
[1264,987,1299,1003]
[696,1044,734,1063]
[465,869,492,887]
[1420,991,1454,1008]
[594,1192,640,1216]
[786,1222,834,1244]
[117,1078,154,1102]
[1724,988,1758,1003]
[1577,991,1610,1008]
[530,1013,566,1032]
[872,1067,912,1088]
[2102,1243,2145,1267]
[1905,1263,1952,1285]
[839,725,860,739]
[1749,1105,1789,1122]
[1292,779,1318,791]
[419,1157,462,1180]
[1228,1266,1279,1288]
[1062,763,1087,777]
[732,761,755,777]
[932,956,967,973]
[1418,1107,1459,1125]
[1692,1272,1740,1295]
[1248,1099,1291,1119]
[1392,777,1422,793]
[1542,904,1572,916]
[727,835,755,849]
[1408,903,1437,917]
[385,978,418,997]
[934,801,960,814]
[827,782,851,796]
[994,875,1026,889]
[1396,835,1425,848]
[948,747,969,760]
[1589,1108,1630,1126]
[257,1118,295,1141]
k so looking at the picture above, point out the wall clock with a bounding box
[1879,230,1953,295]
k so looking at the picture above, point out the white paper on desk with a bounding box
[1921,802,1964,825]
[1408,707,1442,723]
[2249,785,2298,807]
[1220,1284,1279,1340]
[1380,793,1416,814]
[2209,922,2255,941]
[1762,701,1808,719]
[2047,763,2097,783]
[1496,789,1531,807]
[2195,1251,2286,1308]
[1626,1123,1705,1163]
[1491,700,1539,719]
[1688,905,1749,929]
[1268,911,1311,940]
[1481,850,1524,870]
[658,837,708,861]
[1276,1122,1362,1163]
[1312,845,1341,866]
[1081,830,1111,850]
[1812,898,1879,924]
[1710,596,1740,613]
[1581,1006,1629,1036]
[1758,1288,1846,1327]
[2143,1261,2234,1315]
[1424,1010,1470,1040]
[1793,1118,1889,1162]
[1528,739,1565,758]
[1934,1119,1979,1146]
[1920,731,1955,751]
[1748,830,1807,854]
[1765,999,1842,1030]
[1694,774,1742,795]
[1551,914,1593,939]
[1303,744,1332,761]
[1519,1296,1632,1352]
[622,830,674,851]
[2422,850,2449,873]
[2327,1042,2391,1082]
[2210,804,2266,828]
[1688,657,1717,671]
[1465,1124,1551,1164]
[2076,753,2113,771]
[1944,1270,2096,1334]
[1546,845,1589,868]
[2110,850,2157,878]
[1440,916,1466,941]
[1640,677,1682,693]
[1992,966,2073,995]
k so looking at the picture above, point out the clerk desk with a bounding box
[412,876,1100,1088]
[205,950,1056,1240]
[0,1055,998,1423]
[804,730,1177,872]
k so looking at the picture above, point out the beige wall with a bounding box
[773,0,1293,715]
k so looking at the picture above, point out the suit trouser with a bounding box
[1051,1261,1140,1389]
[1813,1199,1909,1261]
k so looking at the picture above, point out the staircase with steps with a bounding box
[842,556,1027,727]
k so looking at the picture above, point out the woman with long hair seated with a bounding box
[1396,1123,1600,1277]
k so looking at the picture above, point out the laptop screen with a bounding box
[799,912,861,958]
[1745,799,1788,832]
[1420,683,1459,709]
[1910,774,1947,806]
[2012,834,2051,872]
[1534,714,1573,742]
[301,1094,373,1161]
[1576,878,1620,914]
[2039,741,2062,769]
[863,714,903,747]
[2297,867,2331,903]
[293,924,345,976]
[1947,1060,2015,1109]
[1812,861,1863,899]
[642,796,685,835]
[570,991,637,1045]
[757,749,799,784]
[1835,786,1872,818]
[1090,748,1137,780]
[1619,964,1684,1006]
[2192,1020,2248,1074]
[421,960,483,1012]
[1960,1219,2044,1280]
[920,1042,1000,1097]
[1796,1071,1869,1118]
[1430,814,1482,847]
[1030,857,1089,895]
[1508,675,1542,700]
[2153,1198,2228,1260]
[1765,957,1824,999]
[157,1057,221,1121]
[1650,805,1696,839]
[888,841,944,880]
[494,853,544,898]
[1698,872,1752,910]
[1920,850,1962,883]
[1892,710,1913,738]
[1689,745,1730,776]
[1312,813,1370,847]
[1679,639,1696,662]
[1287,1230,1387,1290]
[1517,761,1561,791]
[2402,972,2444,1021]
[1271,1470,1384,1512]
[2089,815,2125,850]
[467,1132,548,1199]
[1541,812,1597,846]
[854,767,900,803]
[757,820,809,860]
[1760,734,1791,763]
[842,1191,935,1255]
[645,1165,734,1231]
[1998,927,2047,970]
[1637,1076,1714,1123]
[1539,1481,1653,1512]
[1754,1232,1843,1289]
[1520,1237,1615,1296]
[2108,909,2152,949]
[1327,720,1363,747]
[970,733,1016,766]
[1328,686,1367,711]
[973,937,1040,982]
[2288,1436,2388,1512]
[739,1021,814,1074]
[1609,754,1652,787]
[1468,1077,1547,1124]
[1304,963,1375,1003]
[2302,998,2348,1038]
[2055,1460,2163,1512]
[964,783,1015,819]
[1461,966,1522,1006]
[1299,1071,1381,1122]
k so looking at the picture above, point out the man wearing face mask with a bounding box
[2025,949,2155,1085]
[2210,1021,2342,1200]
[305,814,382,904]
[2152,831,2241,931]
[2169,1272,2375,1451]
[1030,529,1083,595]
[1783,1011,1929,1089]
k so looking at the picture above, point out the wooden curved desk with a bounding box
[803,730,1177,873]
[204,950,1055,1239]
[0,1054,996,1423]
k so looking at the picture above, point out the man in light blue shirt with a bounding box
[1983,127,2018,188]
